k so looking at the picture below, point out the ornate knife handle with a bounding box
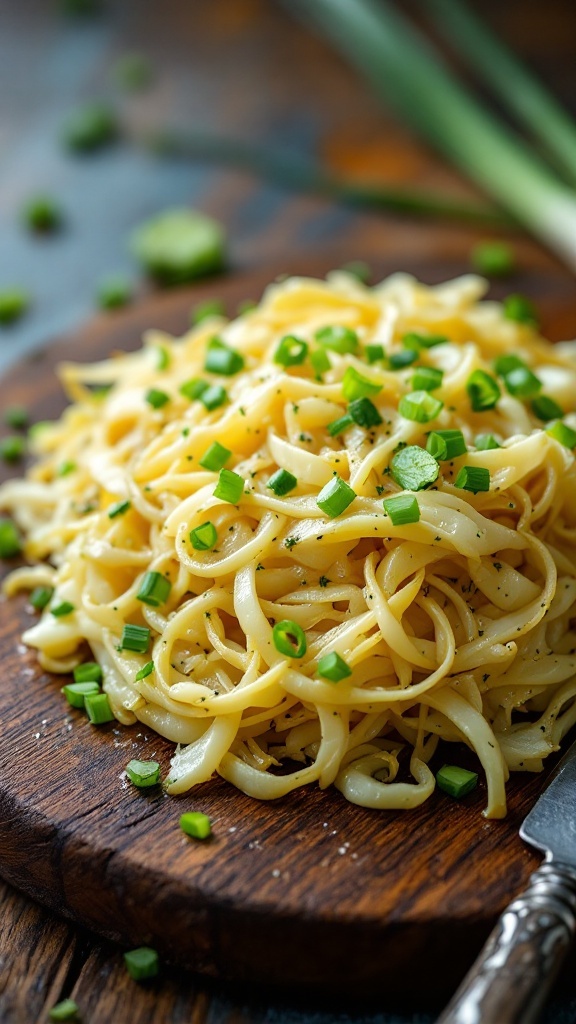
[437,861,576,1024]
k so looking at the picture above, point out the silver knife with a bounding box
[437,740,576,1024]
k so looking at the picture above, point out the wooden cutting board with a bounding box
[0,254,574,1000]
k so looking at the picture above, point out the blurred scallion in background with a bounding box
[284,0,576,273]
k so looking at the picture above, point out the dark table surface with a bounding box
[1,1,576,1021]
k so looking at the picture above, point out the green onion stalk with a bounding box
[287,0,576,274]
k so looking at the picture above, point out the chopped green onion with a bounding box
[471,240,515,277]
[503,366,542,398]
[84,691,115,725]
[399,390,443,423]
[0,519,22,558]
[267,468,297,496]
[145,388,169,409]
[531,395,563,421]
[454,466,490,493]
[272,619,307,658]
[22,196,62,233]
[273,334,308,366]
[0,289,29,325]
[339,259,371,283]
[317,651,352,682]
[348,397,382,428]
[130,208,225,285]
[62,102,117,152]
[199,441,231,471]
[61,681,101,709]
[200,384,228,411]
[112,52,153,91]
[4,405,28,429]
[546,420,576,449]
[124,946,160,981]
[191,298,226,324]
[57,461,76,477]
[74,662,102,684]
[126,759,161,788]
[315,324,359,354]
[342,366,382,401]
[108,499,131,518]
[466,369,501,411]
[30,585,53,611]
[204,337,244,376]
[493,353,526,376]
[51,601,75,617]
[135,660,155,681]
[137,571,171,607]
[190,521,218,551]
[436,764,478,798]
[180,378,208,401]
[180,812,212,840]
[390,445,439,491]
[48,998,80,1022]
[389,349,418,370]
[475,433,501,451]
[411,366,444,391]
[317,475,356,517]
[309,348,331,378]
[402,332,448,351]
[426,429,467,461]
[97,275,132,310]
[0,435,26,462]
[503,293,538,326]
[365,343,385,364]
[120,623,150,653]
[327,413,354,436]
[383,493,420,525]
[213,468,244,504]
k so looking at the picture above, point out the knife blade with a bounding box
[437,739,576,1024]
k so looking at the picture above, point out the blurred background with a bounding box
[0,0,575,377]
[1,1,576,1022]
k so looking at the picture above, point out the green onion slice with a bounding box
[390,445,439,491]
[200,384,228,411]
[61,681,101,709]
[365,343,385,364]
[274,334,308,366]
[315,324,359,354]
[137,571,171,607]
[85,692,115,725]
[123,947,160,981]
[120,623,150,653]
[474,433,501,451]
[180,811,212,840]
[436,764,478,798]
[503,366,542,398]
[73,661,102,684]
[328,413,354,437]
[402,331,448,350]
[317,651,352,682]
[4,405,28,429]
[0,436,26,462]
[213,468,244,504]
[180,378,208,401]
[531,395,563,421]
[471,241,515,277]
[135,660,155,681]
[503,293,538,326]
[126,759,161,788]
[309,348,331,379]
[191,298,225,324]
[30,585,53,611]
[316,475,356,517]
[454,466,491,493]
[190,521,218,551]
[0,518,22,558]
[273,619,307,658]
[51,601,75,617]
[204,336,244,376]
[267,468,297,496]
[348,397,382,428]
[145,387,169,409]
[546,420,576,449]
[383,493,420,525]
[398,390,444,423]
[426,429,467,461]
[108,499,131,519]
[48,998,80,1022]
[493,353,526,376]
[199,441,231,471]
[411,366,444,391]
[389,349,418,370]
[341,366,382,401]
[466,369,501,411]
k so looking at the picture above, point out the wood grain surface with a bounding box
[1,258,575,1003]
